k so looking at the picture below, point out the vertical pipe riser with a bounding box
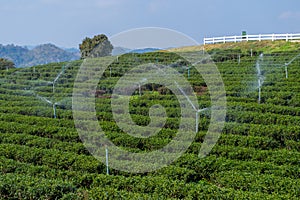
[105,147,109,175]
[196,112,199,133]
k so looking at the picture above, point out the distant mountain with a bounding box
[0,44,29,67]
[24,45,36,50]
[62,47,80,55]
[112,47,161,55]
[112,46,131,56]
[0,43,80,67]
[129,48,161,54]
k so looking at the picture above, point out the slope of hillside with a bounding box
[170,40,300,53]
[0,45,299,199]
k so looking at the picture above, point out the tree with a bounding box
[79,34,113,59]
[0,58,15,70]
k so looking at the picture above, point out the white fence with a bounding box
[203,33,300,45]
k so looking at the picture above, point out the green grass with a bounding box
[170,40,300,54]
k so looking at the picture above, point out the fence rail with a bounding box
[204,33,300,45]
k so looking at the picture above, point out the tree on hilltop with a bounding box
[79,34,113,59]
[0,58,15,70]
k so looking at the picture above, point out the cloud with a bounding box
[279,11,300,20]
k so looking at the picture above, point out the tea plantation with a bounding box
[0,45,299,199]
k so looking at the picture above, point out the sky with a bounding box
[1,0,300,48]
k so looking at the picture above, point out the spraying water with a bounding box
[283,53,300,79]
[143,63,209,133]
[36,94,53,105]
[256,53,264,103]
[174,81,208,132]
[51,63,71,93]
[35,94,59,118]
[137,78,147,96]
[26,90,70,119]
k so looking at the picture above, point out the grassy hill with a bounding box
[0,41,299,199]
[170,40,300,53]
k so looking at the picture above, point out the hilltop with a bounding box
[170,40,300,53]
